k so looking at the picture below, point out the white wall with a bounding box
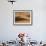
[0,0,46,42]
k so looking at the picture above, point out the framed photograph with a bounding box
[13,10,32,25]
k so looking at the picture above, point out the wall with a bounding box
[0,0,46,42]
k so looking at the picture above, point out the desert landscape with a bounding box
[15,12,32,24]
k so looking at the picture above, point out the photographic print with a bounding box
[13,10,32,25]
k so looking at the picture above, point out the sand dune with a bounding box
[15,12,31,23]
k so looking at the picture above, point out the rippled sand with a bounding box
[15,12,32,24]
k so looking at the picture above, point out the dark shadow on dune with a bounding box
[15,17,29,22]
[26,15,30,18]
